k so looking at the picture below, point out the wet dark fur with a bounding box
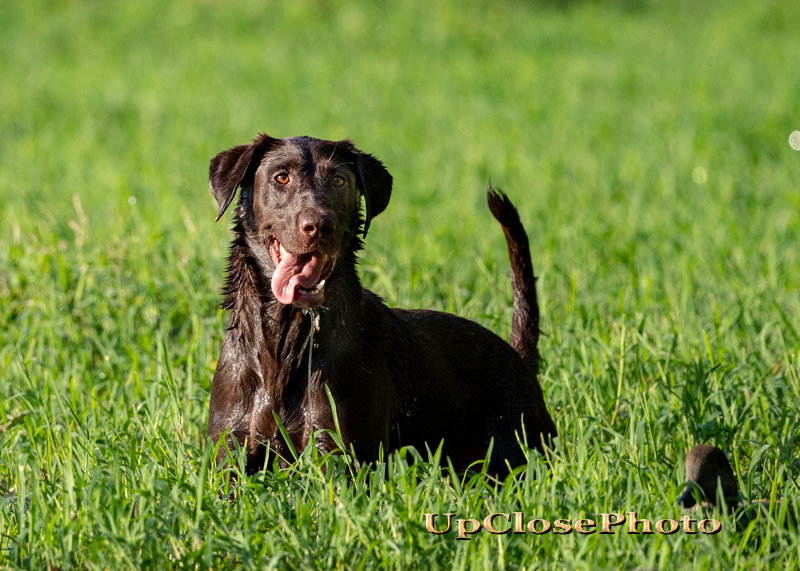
[206,134,556,477]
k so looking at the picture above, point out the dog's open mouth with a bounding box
[269,236,336,306]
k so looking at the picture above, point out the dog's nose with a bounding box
[299,212,336,238]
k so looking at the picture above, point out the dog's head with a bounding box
[209,134,392,309]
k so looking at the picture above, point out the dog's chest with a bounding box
[269,320,399,450]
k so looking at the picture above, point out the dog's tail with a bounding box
[487,184,540,375]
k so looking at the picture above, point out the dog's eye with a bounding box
[332,176,345,187]
[275,173,290,185]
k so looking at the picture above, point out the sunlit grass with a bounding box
[1,0,799,568]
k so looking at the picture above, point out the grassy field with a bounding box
[2,0,800,568]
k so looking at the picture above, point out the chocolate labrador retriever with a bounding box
[206,134,556,477]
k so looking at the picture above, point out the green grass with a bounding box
[2,0,800,568]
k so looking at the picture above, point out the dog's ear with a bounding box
[346,142,393,236]
[209,133,279,221]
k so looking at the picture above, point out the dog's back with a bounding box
[366,187,555,473]
[383,305,555,473]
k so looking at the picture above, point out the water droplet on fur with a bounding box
[406,411,411,417]
[313,343,319,349]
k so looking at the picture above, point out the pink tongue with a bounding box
[272,251,325,305]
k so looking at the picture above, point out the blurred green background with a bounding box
[1,0,799,568]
